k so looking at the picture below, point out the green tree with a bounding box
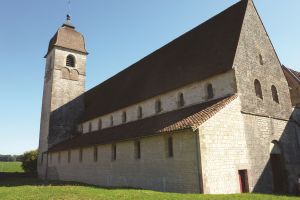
[21,150,37,173]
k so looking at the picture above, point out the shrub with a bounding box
[21,150,38,173]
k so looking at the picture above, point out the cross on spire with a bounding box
[62,0,75,29]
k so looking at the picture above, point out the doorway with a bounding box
[270,141,287,194]
[238,170,249,193]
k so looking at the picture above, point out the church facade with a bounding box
[38,0,300,194]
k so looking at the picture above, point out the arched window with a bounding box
[137,106,143,119]
[271,85,279,103]
[122,111,127,123]
[207,83,214,99]
[98,119,102,130]
[177,92,185,107]
[66,54,75,67]
[155,100,162,113]
[254,79,263,99]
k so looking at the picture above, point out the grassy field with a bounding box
[0,177,298,200]
[0,162,23,173]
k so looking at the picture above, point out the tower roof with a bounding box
[45,15,88,57]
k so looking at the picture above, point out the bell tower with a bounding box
[38,15,88,178]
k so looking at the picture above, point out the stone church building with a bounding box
[38,0,300,194]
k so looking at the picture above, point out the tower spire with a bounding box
[67,0,71,16]
[62,0,75,29]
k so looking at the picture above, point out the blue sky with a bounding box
[0,0,299,155]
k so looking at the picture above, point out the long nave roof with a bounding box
[81,0,248,122]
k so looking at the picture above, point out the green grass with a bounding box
[0,162,23,173]
[0,177,298,200]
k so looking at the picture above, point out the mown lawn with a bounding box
[0,162,23,173]
[0,177,298,200]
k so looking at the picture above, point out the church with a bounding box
[38,0,300,194]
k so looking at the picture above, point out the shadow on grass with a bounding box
[0,172,141,191]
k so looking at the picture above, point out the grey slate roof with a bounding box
[81,0,248,122]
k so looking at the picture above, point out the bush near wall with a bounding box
[20,150,37,173]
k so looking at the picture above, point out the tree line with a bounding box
[0,154,22,162]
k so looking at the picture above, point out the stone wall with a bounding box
[38,47,87,179]
[38,50,55,178]
[233,0,292,119]
[197,96,300,194]
[82,70,236,133]
[48,48,86,147]
[47,129,202,193]
[242,114,287,193]
[198,97,250,194]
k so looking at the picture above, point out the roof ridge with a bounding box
[282,65,300,84]
[81,1,248,122]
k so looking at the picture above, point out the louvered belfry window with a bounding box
[66,54,75,67]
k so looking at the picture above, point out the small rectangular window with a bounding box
[134,140,141,159]
[50,153,53,164]
[167,136,174,158]
[68,150,71,163]
[94,146,98,162]
[112,144,117,161]
[79,148,83,163]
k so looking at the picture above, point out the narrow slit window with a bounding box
[177,92,185,107]
[68,150,71,163]
[271,85,279,103]
[93,146,98,162]
[155,100,162,113]
[112,144,117,161]
[254,79,263,99]
[79,148,83,163]
[122,111,127,123]
[259,54,264,65]
[110,116,114,126]
[89,122,92,132]
[207,83,214,99]
[137,106,143,119]
[167,136,174,158]
[58,152,61,164]
[66,55,75,67]
[41,153,44,164]
[98,119,102,130]
[134,140,141,159]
